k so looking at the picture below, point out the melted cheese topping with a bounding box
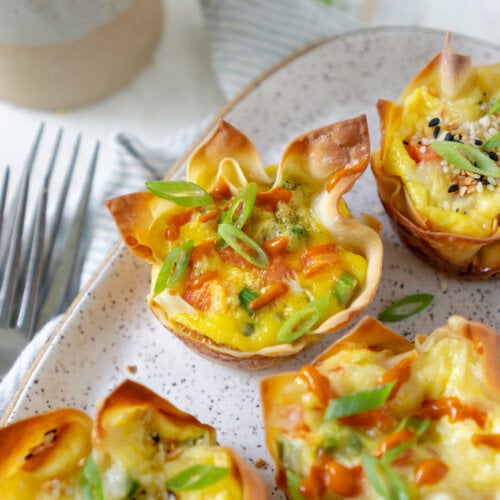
[268,329,500,498]
[384,83,500,238]
[95,406,243,499]
[149,176,367,351]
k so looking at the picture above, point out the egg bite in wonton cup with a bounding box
[0,408,92,497]
[372,34,500,279]
[106,116,382,369]
[260,315,500,499]
[92,379,268,499]
[0,380,267,499]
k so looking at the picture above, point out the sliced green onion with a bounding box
[324,381,396,421]
[333,273,358,305]
[378,293,434,322]
[431,141,500,177]
[362,454,410,500]
[276,292,330,343]
[220,182,257,229]
[383,417,430,465]
[482,131,500,151]
[395,416,430,436]
[167,464,229,492]
[285,469,306,500]
[291,226,309,239]
[154,240,194,294]
[146,180,214,207]
[488,99,500,115]
[239,287,260,315]
[125,478,142,499]
[79,456,104,500]
[217,223,269,268]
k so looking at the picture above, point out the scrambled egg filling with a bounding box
[150,175,367,351]
[95,407,242,500]
[271,331,500,498]
[384,84,500,238]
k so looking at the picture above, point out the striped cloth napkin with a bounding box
[0,0,357,416]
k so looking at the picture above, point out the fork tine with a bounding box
[43,130,78,275]
[0,124,44,326]
[15,179,48,336]
[0,166,10,262]
[35,139,100,331]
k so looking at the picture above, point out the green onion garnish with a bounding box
[395,416,430,436]
[146,180,214,207]
[362,454,410,500]
[482,131,500,151]
[276,292,330,343]
[154,240,194,294]
[333,273,358,305]
[166,464,229,492]
[431,141,500,177]
[79,456,104,500]
[324,381,396,421]
[217,223,269,268]
[488,99,500,115]
[382,417,430,465]
[220,182,257,229]
[125,478,142,499]
[239,287,260,315]
[285,469,306,500]
[378,293,434,322]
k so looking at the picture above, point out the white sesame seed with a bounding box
[443,201,450,210]
[487,184,495,191]
[487,176,497,185]
[473,173,481,179]
[459,186,468,197]
[477,182,484,193]
[453,168,461,175]
[442,166,449,173]
[440,160,448,166]
[419,146,426,154]
[488,127,498,136]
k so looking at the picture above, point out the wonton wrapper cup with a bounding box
[106,117,383,369]
[260,315,500,498]
[372,34,500,280]
[93,379,268,499]
[0,408,92,496]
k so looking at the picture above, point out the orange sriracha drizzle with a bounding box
[377,354,416,400]
[299,452,361,498]
[413,397,487,428]
[471,434,500,449]
[248,282,289,311]
[414,458,449,487]
[301,243,341,278]
[298,365,337,407]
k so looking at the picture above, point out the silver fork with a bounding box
[0,124,99,374]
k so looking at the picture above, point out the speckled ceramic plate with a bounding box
[3,27,499,497]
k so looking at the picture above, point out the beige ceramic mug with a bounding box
[0,0,163,109]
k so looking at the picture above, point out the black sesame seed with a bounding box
[402,140,409,145]
[475,139,483,146]
[433,125,441,139]
[448,184,459,193]
[488,151,499,161]
[428,117,440,127]
[444,132,454,141]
